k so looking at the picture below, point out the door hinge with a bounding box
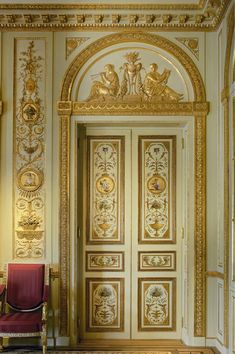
[181,227,185,239]
[77,226,81,239]
[182,137,185,149]
[77,316,81,329]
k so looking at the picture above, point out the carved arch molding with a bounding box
[57,32,209,337]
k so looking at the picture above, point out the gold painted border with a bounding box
[138,136,176,244]
[86,136,125,245]
[222,4,234,347]
[58,32,208,337]
[138,277,176,331]
[86,277,124,332]
[206,271,224,280]
[86,251,125,272]
[138,251,176,271]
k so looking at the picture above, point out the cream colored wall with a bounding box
[0,5,233,349]
[205,2,235,354]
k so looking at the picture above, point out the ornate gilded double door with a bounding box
[78,126,183,340]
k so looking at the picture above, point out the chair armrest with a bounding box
[0,285,6,315]
[42,302,48,322]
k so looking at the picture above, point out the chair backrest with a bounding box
[6,264,45,311]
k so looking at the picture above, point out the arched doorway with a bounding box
[57,32,209,345]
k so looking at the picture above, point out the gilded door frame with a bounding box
[57,32,209,338]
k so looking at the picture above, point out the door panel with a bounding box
[78,126,182,340]
[131,129,182,339]
[81,129,131,339]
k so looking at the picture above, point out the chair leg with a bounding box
[0,337,3,352]
[41,330,47,354]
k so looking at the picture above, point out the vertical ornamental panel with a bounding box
[14,39,46,259]
[139,136,176,243]
[87,136,124,244]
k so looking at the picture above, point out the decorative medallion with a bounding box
[66,37,90,59]
[139,251,176,271]
[86,252,124,271]
[138,278,176,331]
[86,278,124,331]
[96,175,115,194]
[22,102,39,123]
[17,168,43,197]
[175,37,199,60]
[14,39,46,258]
[87,136,125,244]
[139,136,176,243]
[147,175,166,195]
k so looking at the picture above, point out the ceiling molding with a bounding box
[0,1,207,11]
[0,0,231,31]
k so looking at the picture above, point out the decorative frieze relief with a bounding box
[14,39,46,259]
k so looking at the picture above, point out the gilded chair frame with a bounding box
[0,263,49,354]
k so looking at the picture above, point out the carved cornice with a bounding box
[0,2,206,10]
[0,0,231,31]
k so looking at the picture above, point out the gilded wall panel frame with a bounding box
[86,251,125,272]
[58,32,208,337]
[86,278,124,332]
[138,277,176,331]
[222,5,234,347]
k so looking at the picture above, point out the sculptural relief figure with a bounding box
[143,63,183,101]
[86,64,119,101]
[119,52,143,97]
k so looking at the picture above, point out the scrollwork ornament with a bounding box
[14,39,46,259]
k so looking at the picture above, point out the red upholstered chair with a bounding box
[0,263,49,354]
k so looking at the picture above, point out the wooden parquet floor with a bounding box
[1,340,216,354]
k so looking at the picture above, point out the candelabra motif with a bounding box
[14,40,46,258]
